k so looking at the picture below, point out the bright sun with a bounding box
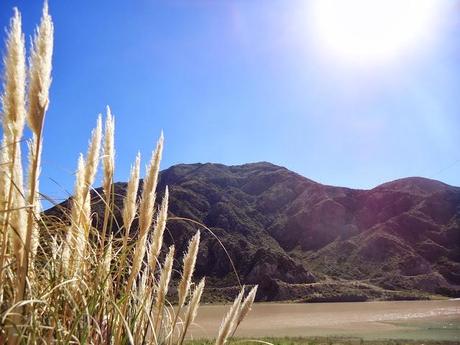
[310,0,440,63]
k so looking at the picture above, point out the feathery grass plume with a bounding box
[138,133,163,235]
[84,115,102,191]
[147,186,169,274]
[178,230,200,308]
[64,115,101,271]
[27,1,53,135]
[116,153,140,287]
[178,278,205,345]
[232,285,258,336]
[100,107,115,247]
[1,8,26,217]
[117,136,164,343]
[61,155,81,271]
[23,1,53,280]
[126,135,163,290]
[62,154,86,274]
[122,152,140,232]
[1,8,26,140]
[215,287,245,345]
[68,115,102,267]
[153,245,175,332]
[76,176,91,272]
[71,154,86,222]
[1,12,27,328]
[102,106,115,196]
[1,7,27,267]
[0,11,28,304]
[169,229,200,341]
[134,270,151,343]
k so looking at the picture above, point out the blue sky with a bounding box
[1,1,459,204]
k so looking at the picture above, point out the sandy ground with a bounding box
[188,299,460,341]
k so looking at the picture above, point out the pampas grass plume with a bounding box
[178,277,206,345]
[178,230,200,308]
[233,285,258,335]
[148,186,169,273]
[154,245,175,325]
[1,8,27,265]
[84,115,102,190]
[129,135,164,287]
[27,1,53,135]
[122,152,140,232]
[215,287,245,345]
[139,133,163,236]
[2,8,26,139]
[102,106,115,196]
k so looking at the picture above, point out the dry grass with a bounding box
[0,4,256,344]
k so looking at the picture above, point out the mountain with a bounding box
[46,162,460,301]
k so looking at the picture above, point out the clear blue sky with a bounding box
[1,1,459,204]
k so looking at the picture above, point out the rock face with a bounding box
[46,162,460,301]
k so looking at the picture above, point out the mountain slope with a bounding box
[46,162,460,301]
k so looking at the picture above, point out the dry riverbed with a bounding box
[188,299,460,341]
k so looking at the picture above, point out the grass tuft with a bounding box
[0,4,256,344]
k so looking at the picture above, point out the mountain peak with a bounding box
[374,176,455,195]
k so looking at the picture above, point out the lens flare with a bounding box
[310,0,441,63]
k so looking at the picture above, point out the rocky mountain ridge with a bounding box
[46,162,460,301]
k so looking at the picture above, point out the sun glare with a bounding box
[310,0,441,64]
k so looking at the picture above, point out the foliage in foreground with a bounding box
[0,4,256,344]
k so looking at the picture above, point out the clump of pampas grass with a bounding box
[0,3,257,345]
